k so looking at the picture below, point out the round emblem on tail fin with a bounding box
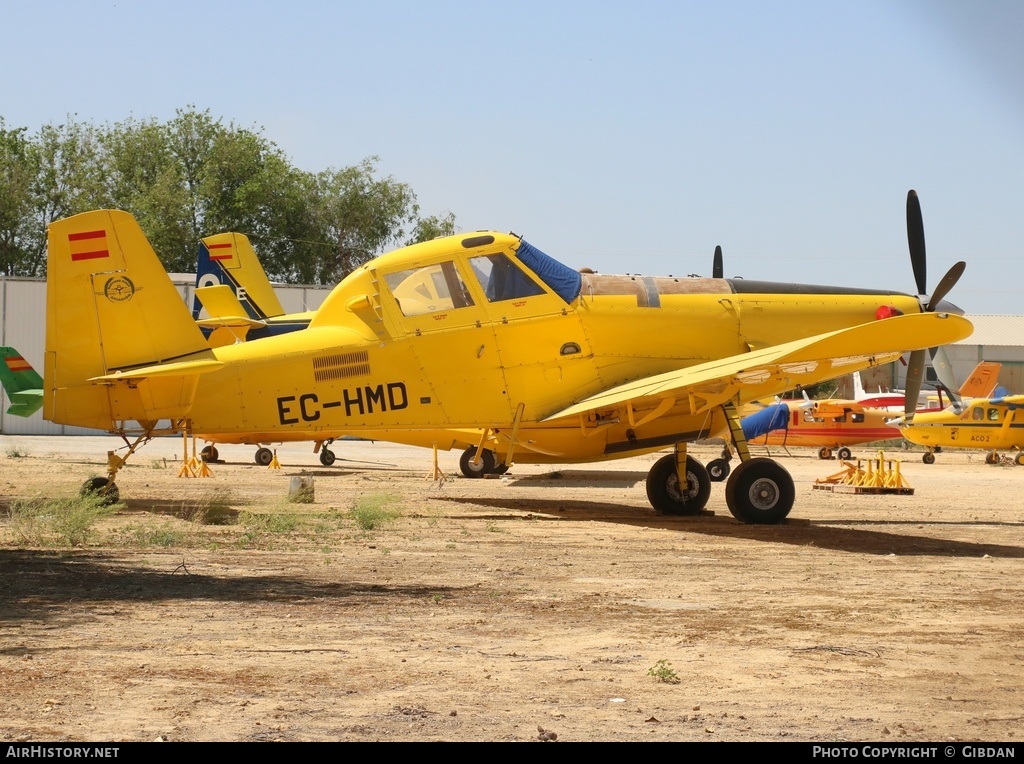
[104,276,136,303]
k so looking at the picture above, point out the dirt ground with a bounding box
[1,434,1022,742]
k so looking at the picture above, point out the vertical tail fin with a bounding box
[45,210,213,430]
[194,232,285,320]
[958,361,1002,398]
[0,347,44,417]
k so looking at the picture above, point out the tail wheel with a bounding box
[200,445,219,463]
[81,477,120,506]
[460,447,496,478]
[706,458,731,482]
[837,447,852,461]
[255,447,274,466]
[725,458,794,524]
[319,448,337,467]
[646,454,711,516]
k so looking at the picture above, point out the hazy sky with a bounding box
[4,1,1022,314]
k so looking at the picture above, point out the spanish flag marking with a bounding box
[208,242,234,261]
[4,356,32,372]
[68,229,110,262]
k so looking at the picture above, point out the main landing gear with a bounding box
[645,403,796,524]
[459,446,509,477]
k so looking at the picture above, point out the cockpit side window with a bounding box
[470,254,546,302]
[384,261,474,317]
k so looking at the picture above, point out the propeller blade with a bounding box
[926,261,966,312]
[904,348,925,419]
[929,346,963,412]
[906,190,927,296]
[713,245,723,279]
[928,345,958,394]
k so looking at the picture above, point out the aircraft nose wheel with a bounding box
[646,454,711,515]
[724,458,794,524]
[319,448,337,467]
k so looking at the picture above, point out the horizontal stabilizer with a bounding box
[195,285,268,329]
[90,358,225,383]
[6,390,43,417]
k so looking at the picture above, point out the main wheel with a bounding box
[81,476,120,506]
[319,448,337,467]
[985,451,999,465]
[645,454,711,516]
[922,452,935,464]
[460,447,496,478]
[255,447,274,466]
[837,447,852,461]
[1015,453,1024,466]
[818,447,833,460]
[706,457,731,482]
[200,445,219,463]
[724,458,795,524]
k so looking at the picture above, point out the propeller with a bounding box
[712,245,724,279]
[902,190,967,420]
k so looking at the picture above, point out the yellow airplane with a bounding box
[894,394,1024,465]
[43,193,971,523]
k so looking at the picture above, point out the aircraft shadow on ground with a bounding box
[506,470,647,488]
[0,549,463,629]
[442,496,1024,559]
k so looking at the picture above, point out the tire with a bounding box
[255,447,274,466]
[985,452,999,465]
[81,476,120,506]
[460,447,496,478]
[706,458,731,482]
[724,458,795,524]
[922,452,935,465]
[837,447,852,461]
[319,448,337,467]
[645,454,711,516]
[200,445,219,463]
[1015,453,1024,466]
[818,447,833,460]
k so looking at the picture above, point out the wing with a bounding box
[543,313,972,424]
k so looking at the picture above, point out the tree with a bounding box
[1,108,457,282]
[0,120,36,275]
